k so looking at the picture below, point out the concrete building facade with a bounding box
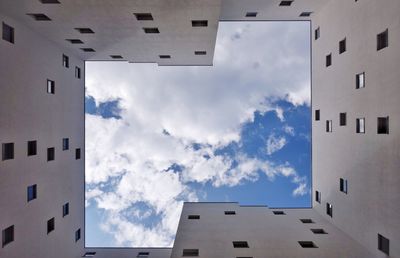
[0,0,399,257]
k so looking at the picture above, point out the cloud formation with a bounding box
[85,21,310,247]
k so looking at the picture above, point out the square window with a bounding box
[47,218,55,234]
[340,178,348,194]
[192,20,208,27]
[339,38,346,54]
[2,22,14,43]
[340,113,346,126]
[315,27,320,40]
[224,211,236,215]
[378,234,390,255]
[326,120,332,132]
[75,28,94,34]
[311,228,327,234]
[182,249,199,256]
[233,241,249,248]
[137,252,150,257]
[75,148,81,160]
[377,29,388,51]
[62,138,69,151]
[27,184,37,202]
[63,202,69,217]
[315,191,321,203]
[279,1,293,6]
[188,215,200,220]
[326,203,333,217]
[356,72,365,89]
[326,54,332,67]
[245,12,258,17]
[134,13,154,21]
[27,140,37,156]
[315,110,320,121]
[298,241,318,248]
[300,219,314,224]
[47,80,55,94]
[62,54,69,68]
[377,117,389,134]
[356,118,365,134]
[75,66,81,79]
[2,225,14,247]
[143,27,159,34]
[2,142,14,160]
[75,228,81,242]
[273,211,285,215]
[47,147,55,161]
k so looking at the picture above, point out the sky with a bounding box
[85,21,311,247]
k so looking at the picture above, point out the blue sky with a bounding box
[85,21,310,247]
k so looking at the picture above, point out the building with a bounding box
[0,0,398,257]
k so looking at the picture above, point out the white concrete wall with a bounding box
[312,0,400,257]
[0,11,85,258]
[171,203,372,257]
[84,248,172,258]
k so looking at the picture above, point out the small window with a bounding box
[245,12,258,17]
[340,178,348,194]
[75,66,81,79]
[2,142,14,160]
[233,241,249,248]
[75,148,81,160]
[315,191,321,203]
[159,55,171,59]
[340,113,346,126]
[311,228,327,234]
[27,184,37,202]
[356,118,365,134]
[339,38,346,54]
[194,51,207,55]
[377,117,389,134]
[83,252,96,257]
[75,228,81,242]
[315,110,320,121]
[47,147,55,161]
[27,13,51,21]
[39,0,60,3]
[134,13,153,21]
[326,203,333,217]
[75,28,94,34]
[27,140,37,156]
[300,219,314,224]
[273,211,285,215]
[81,48,95,52]
[356,72,365,89]
[110,55,123,59]
[315,27,320,40]
[224,211,236,215]
[137,252,150,257]
[182,249,199,256]
[2,22,14,44]
[188,215,200,220]
[377,29,388,51]
[279,1,293,6]
[143,27,159,34]
[192,20,208,27]
[62,54,69,68]
[66,39,83,44]
[62,138,69,151]
[63,202,69,217]
[326,120,332,132]
[47,80,55,94]
[378,234,390,255]
[299,12,312,17]
[298,241,318,248]
[2,225,14,247]
[326,53,332,67]
[47,218,55,234]
[356,73,365,89]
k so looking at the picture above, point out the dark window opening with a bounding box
[340,178,348,194]
[273,211,286,215]
[81,48,95,52]
[2,22,14,43]
[340,113,347,126]
[326,120,332,132]
[356,118,365,134]
[326,53,332,67]
[137,252,150,257]
[298,241,318,248]
[63,202,69,217]
[47,147,55,161]
[315,27,320,40]
[300,219,314,224]
[315,110,320,121]
[224,211,236,215]
[47,79,55,94]
[192,20,208,27]
[311,228,327,234]
[75,28,94,34]
[356,72,365,89]
[279,1,293,6]
[233,241,249,248]
[188,215,200,220]
[39,0,60,3]
[83,252,96,257]
[194,51,207,55]
[27,13,51,21]
[66,39,83,44]
[377,117,389,134]
[315,191,321,203]
[326,203,333,217]
[159,55,171,59]
[75,148,81,160]
[47,218,55,234]
[2,143,14,160]
[377,29,388,51]
[27,140,37,156]
[245,12,258,17]
[75,66,81,79]
[27,184,37,202]
[299,12,312,17]
[378,234,390,255]
[75,228,81,242]
[110,55,123,59]
[182,249,199,256]
[62,138,69,151]
[62,54,69,68]
[339,38,346,54]
[134,13,154,21]
[2,225,14,247]
[143,27,159,34]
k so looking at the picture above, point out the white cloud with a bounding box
[283,125,295,136]
[85,21,310,247]
[266,134,287,155]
